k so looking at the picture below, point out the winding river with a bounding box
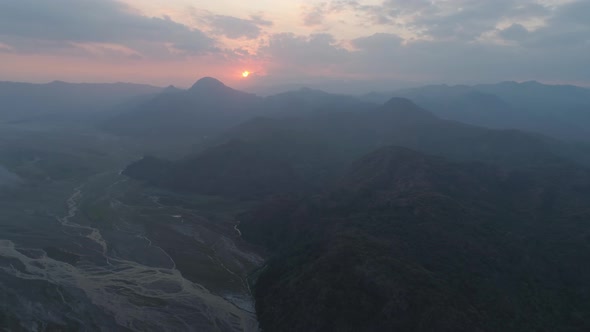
[0,174,261,331]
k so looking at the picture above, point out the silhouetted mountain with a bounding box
[475,81,590,140]
[189,77,227,92]
[384,85,513,123]
[226,97,578,167]
[123,97,589,199]
[240,146,590,332]
[123,139,305,198]
[476,81,590,113]
[120,92,590,331]
[105,78,375,138]
[0,80,162,123]
[362,82,590,141]
[104,77,264,137]
[265,87,376,115]
[161,85,183,94]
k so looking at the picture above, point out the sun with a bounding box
[242,71,250,78]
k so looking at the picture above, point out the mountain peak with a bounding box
[49,80,68,86]
[190,77,227,91]
[162,85,182,94]
[382,97,436,120]
[522,80,542,86]
[384,97,419,109]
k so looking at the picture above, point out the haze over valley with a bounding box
[2,0,590,331]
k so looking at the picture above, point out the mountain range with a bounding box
[124,96,588,198]
[363,81,590,141]
[104,77,374,138]
[0,80,161,124]
[239,145,590,331]
[3,77,589,143]
[117,77,590,331]
[104,77,263,137]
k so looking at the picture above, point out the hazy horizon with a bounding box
[3,76,590,97]
[1,0,589,91]
[2,2,590,330]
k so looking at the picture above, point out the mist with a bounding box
[1,1,590,331]
[0,165,20,187]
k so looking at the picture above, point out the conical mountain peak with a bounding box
[190,77,227,91]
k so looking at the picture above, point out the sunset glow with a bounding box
[0,0,588,88]
[1,1,590,331]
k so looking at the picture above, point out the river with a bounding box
[0,170,262,331]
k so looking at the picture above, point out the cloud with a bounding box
[0,0,214,57]
[270,0,589,85]
[371,0,552,41]
[0,0,589,86]
[253,25,590,86]
[301,1,368,27]
[201,14,273,40]
[0,42,13,52]
[499,23,530,41]
[352,33,403,51]
[557,0,590,27]
[257,33,352,78]
[494,0,590,48]
[302,4,328,27]
[71,42,142,59]
[262,33,349,64]
[303,0,555,41]
[0,165,21,188]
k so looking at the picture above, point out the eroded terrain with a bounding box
[0,124,263,331]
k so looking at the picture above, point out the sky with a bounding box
[0,0,589,92]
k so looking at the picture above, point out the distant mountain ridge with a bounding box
[362,81,590,141]
[117,81,590,331]
[103,77,376,138]
[123,138,306,198]
[101,78,590,142]
[0,80,162,123]
[123,96,588,199]
[103,77,264,137]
